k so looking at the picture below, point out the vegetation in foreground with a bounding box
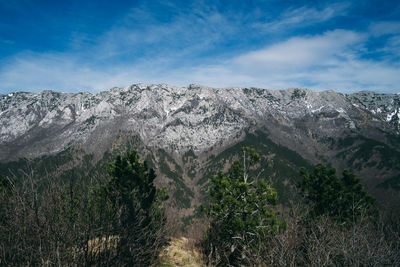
[1,148,400,266]
[200,148,400,266]
[0,151,168,266]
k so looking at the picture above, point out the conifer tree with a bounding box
[204,147,285,266]
[93,151,168,265]
[299,164,376,226]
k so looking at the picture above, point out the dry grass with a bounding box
[158,237,205,267]
[87,235,119,257]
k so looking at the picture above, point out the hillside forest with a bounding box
[1,147,400,266]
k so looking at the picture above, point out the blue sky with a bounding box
[0,0,399,94]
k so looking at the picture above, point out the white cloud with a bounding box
[235,30,363,70]
[1,29,399,94]
[0,53,140,93]
[183,30,400,93]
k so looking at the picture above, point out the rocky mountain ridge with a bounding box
[1,84,399,162]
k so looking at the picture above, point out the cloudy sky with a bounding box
[0,0,399,94]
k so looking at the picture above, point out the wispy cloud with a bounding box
[369,21,400,60]
[254,2,349,33]
[0,1,399,94]
[384,35,400,56]
[370,21,400,37]
[0,39,14,45]
[89,4,236,64]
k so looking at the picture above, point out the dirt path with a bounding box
[158,237,206,267]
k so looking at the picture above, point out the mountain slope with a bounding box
[1,84,400,217]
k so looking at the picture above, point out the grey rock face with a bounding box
[0,84,399,161]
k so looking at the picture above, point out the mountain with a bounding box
[1,84,400,221]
